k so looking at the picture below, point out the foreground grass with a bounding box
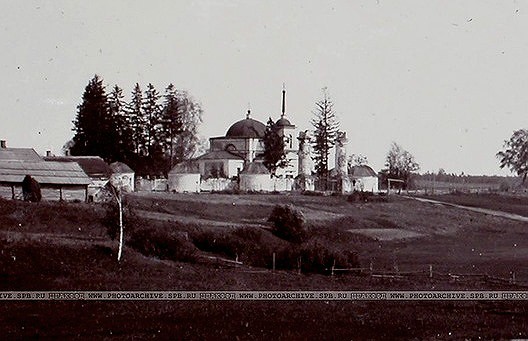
[2,194,528,339]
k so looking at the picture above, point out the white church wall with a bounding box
[200,178,235,192]
[168,173,200,193]
[239,174,273,192]
[271,177,295,191]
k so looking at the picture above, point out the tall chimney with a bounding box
[0,140,6,148]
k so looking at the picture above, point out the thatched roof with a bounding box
[240,162,270,175]
[44,156,112,179]
[0,160,91,186]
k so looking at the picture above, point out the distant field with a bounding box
[418,192,528,217]
[1,193,528,339]
[414,179,502,192]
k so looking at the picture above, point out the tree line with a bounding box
[69,75,202,176]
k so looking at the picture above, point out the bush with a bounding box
[275,241,360,275]
[302,190,325,196]
[347,191,386,203]
[128,227,198,262]
[190,227,270,266]
[268,204,306,243]
[191,229,245,259]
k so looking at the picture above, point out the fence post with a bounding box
[512,271,516,285]
[272,252,276,272]
[331,259,336,276]
[429,264,433,279]
[369,259,373,276]
[298,256,302,274]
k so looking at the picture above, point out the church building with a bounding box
[195,87,299,181]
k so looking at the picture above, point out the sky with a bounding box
[1,0,527,176]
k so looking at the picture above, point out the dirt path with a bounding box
[404,196,528,223]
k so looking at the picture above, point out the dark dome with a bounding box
[275,117,293,127]
[226,118,266,138]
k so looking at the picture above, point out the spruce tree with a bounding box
[127,83,145,156]
[108,85,133,162]
[311,87,340,179]
[161,83,184,170]
[142,83,163,158]
[71,74,114,161]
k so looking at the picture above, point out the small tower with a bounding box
[297,130,313,176]
[274,84,298,178]
[335,131,348,177]
[295,130,315,191]
[334,131,352,193]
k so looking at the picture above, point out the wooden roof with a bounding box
[44,156,111,179]
[0,161,91,186]
[0,148,42,161]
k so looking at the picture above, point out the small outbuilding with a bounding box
[168,161,200,193]
[109,162,135,192]
[0,160,91,201]
[45,155,115,202]
[349,165,379,192]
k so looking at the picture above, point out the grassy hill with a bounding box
[1,194,528,339]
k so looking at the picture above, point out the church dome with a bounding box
[226,117,266,138]
[275,117,293,127]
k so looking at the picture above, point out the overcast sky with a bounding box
[1,1,526,175]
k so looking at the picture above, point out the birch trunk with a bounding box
[117,195,124,261]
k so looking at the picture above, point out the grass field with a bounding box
[418,192,528,217]
[1,193,528,339]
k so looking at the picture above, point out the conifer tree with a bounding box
[71,74,114,161]
[311,87,340,179]
[108,84,133,162]
[161,83,184,170]
[142,83,163,158]
[127,83,145,156]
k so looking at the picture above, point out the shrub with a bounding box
[268,204,306,243]
[191,229,244,259]
[190,227,268,265]
[276,241,360,275]
[302,190,325,196]
[128,227,198,262]
[347,191,386,203]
